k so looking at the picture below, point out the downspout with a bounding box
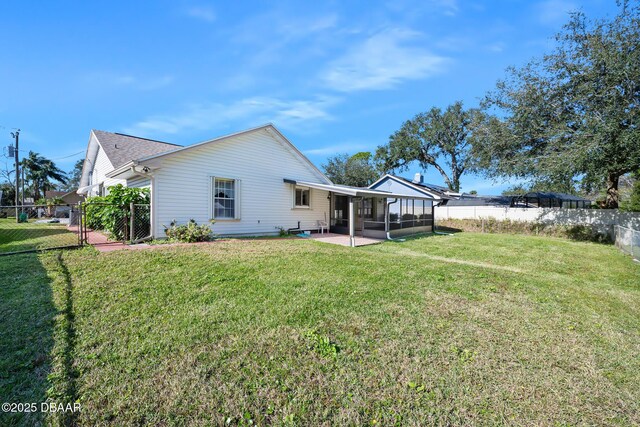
[385,198,404,241]
[433,200,449,235]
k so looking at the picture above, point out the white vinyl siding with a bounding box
[127,176,151,188]
[87,143,125,196]
[151,128,330,236]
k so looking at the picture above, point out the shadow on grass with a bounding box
[51,252,79,427]
[0,252,79,426]
[0,253,55,426]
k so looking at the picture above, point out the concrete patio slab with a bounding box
[307,232,385,247]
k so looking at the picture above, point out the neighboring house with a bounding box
[443,195,514,207]
[78,124,437,245]
[45,189,84,205]
[442,192,591,208]
[368,173,449,235]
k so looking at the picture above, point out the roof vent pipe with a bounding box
[413,173,423,183]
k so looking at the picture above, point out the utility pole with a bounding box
[21,167,25,207]
[11,129,20,222]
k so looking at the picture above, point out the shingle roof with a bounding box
[444,196,514,207]
[92,130,181,169]
[394,176,449,197]
[520,191,590,201]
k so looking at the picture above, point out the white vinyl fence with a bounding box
[614,225,640,261]
[434,206,640,237]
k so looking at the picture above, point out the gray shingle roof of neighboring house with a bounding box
[519,191,590,201]
[92,130,181,169]
[393,176,450,198]
[444,195,514,207]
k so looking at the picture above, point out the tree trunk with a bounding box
[604,173,619,209]
[452,175,460,193]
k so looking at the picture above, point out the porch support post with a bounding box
[348,196,355,247]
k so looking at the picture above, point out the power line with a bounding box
[51,150,84,160]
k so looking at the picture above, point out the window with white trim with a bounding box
[294,187,310,208]
[213,178,237,219]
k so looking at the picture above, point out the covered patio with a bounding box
[284,179,436,247]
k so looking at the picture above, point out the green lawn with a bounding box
[1,233,639,426]
[0,218,78,254]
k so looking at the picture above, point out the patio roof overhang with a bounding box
[283,179,435,200]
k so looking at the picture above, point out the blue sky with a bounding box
[0,0,618,193]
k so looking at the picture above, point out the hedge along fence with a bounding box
[84,185,150,241]
[436,218,612,243]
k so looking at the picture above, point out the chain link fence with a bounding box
[80,201,151,246]
[614,225,640,262]
[0,204,81,255]
[0,202,151,255]
[131,204,151,243]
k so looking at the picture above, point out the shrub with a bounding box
[84,185,150,240]
[163,219,214,243]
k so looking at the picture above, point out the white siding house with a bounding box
[78,124,436,244]
[141,126,331,236]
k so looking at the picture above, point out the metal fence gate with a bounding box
[614,225,640,262]
[79,202,151,246]
[0,202,151,256]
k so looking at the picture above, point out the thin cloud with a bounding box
[124,96,340,137]
[185,6,216,22]
[535,0,578,25]
[322,28,448,92]
[304,142,372,156]
[84,73,173,91]
[432,0,459,16]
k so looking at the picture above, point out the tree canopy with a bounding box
[322,152,379,187]
[476,1,640,208]
[375,101,485,192]
[21,151,67,201]
[61,159,84,191]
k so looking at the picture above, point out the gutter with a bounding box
[105,161,138,179]
[385,198,405,242]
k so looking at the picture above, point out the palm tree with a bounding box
[21,151,67,202]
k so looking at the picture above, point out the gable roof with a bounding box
[107,124,331,184]
[284,179,436,199]
[92,130,181,169]
[369,174,447,200]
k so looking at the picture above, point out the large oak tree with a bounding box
[476,1,640,208]
[375,101,484,192]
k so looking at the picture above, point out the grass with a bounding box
[0,218,78,254]
[1,233,639,425]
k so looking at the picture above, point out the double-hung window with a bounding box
[294,187,310,208]
[212,177,237,219]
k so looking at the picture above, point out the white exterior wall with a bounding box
[371,178,434,207]
[151,129,330,237]
[435,206,640,235]
[88,143,125,196]
[127,176,151,188]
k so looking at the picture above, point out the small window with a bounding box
[294,187,310,208]
[213,178,236,219]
